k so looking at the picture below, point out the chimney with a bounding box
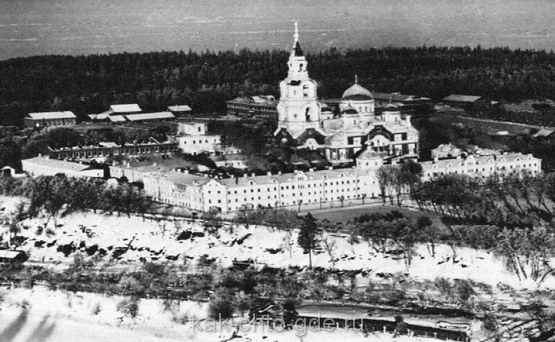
[277,171,282,175]
[267,171,271,176]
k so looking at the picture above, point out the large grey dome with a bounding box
[342,83,373,101]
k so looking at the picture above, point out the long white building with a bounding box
[421,152,541,181]
[111,150,385,213]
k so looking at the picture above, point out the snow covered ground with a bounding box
[0,287,438,342]
[1,196,554,291]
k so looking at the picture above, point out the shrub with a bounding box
[483,313,498,332]
[91,303,102,315]
[208,289,234,320]
[117,298,139,318]
[117,274,146,295]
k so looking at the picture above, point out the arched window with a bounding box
[303,84,310,97]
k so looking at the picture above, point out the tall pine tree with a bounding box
[297,213,319,268]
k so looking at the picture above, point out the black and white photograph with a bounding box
[0,1,554,341]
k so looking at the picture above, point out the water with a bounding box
[0,0,554,60]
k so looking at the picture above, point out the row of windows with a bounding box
[225,193,381,211]
[218,180,364,195]
[181,139,219,145]
[427,166,539,178]
[211,186,380,203]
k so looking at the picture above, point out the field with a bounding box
[310,203,424,223]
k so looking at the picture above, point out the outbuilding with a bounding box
[0,250,28,264]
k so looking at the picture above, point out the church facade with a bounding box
[274,23,419,165]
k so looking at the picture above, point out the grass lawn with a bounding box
[311,204,422,223]
[310,203,447,233]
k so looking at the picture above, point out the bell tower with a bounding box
[276,22,321,138]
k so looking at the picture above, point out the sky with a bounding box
[0,0,554,60]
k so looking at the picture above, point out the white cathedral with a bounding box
[275,23,419,165]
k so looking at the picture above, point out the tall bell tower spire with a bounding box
[293,21,299,45]
[276,21,322,138]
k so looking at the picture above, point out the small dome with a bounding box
[342,83,373,101]
[326,133,347,145]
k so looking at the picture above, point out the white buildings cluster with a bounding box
[110,150,385,212]
[19,146,542,214]
[175,121,222,155]
[274,23,419,165]
[13,23,543,214]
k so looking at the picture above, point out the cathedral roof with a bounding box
[342,83,373,101]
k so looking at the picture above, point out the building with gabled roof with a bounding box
[24,111,77,128]
[125,111,175,122]
[442,95,484,110]
[442,94,482,103]
[168,105,192,117]
[89,103,142,121]
[21,156,103,178]
[110,104,142,114]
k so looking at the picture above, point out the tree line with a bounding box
[2,46,555,125]
[0,175,153,229]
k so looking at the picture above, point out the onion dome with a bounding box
[342,75,373,100]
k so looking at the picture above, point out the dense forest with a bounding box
[1,46,555,126]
